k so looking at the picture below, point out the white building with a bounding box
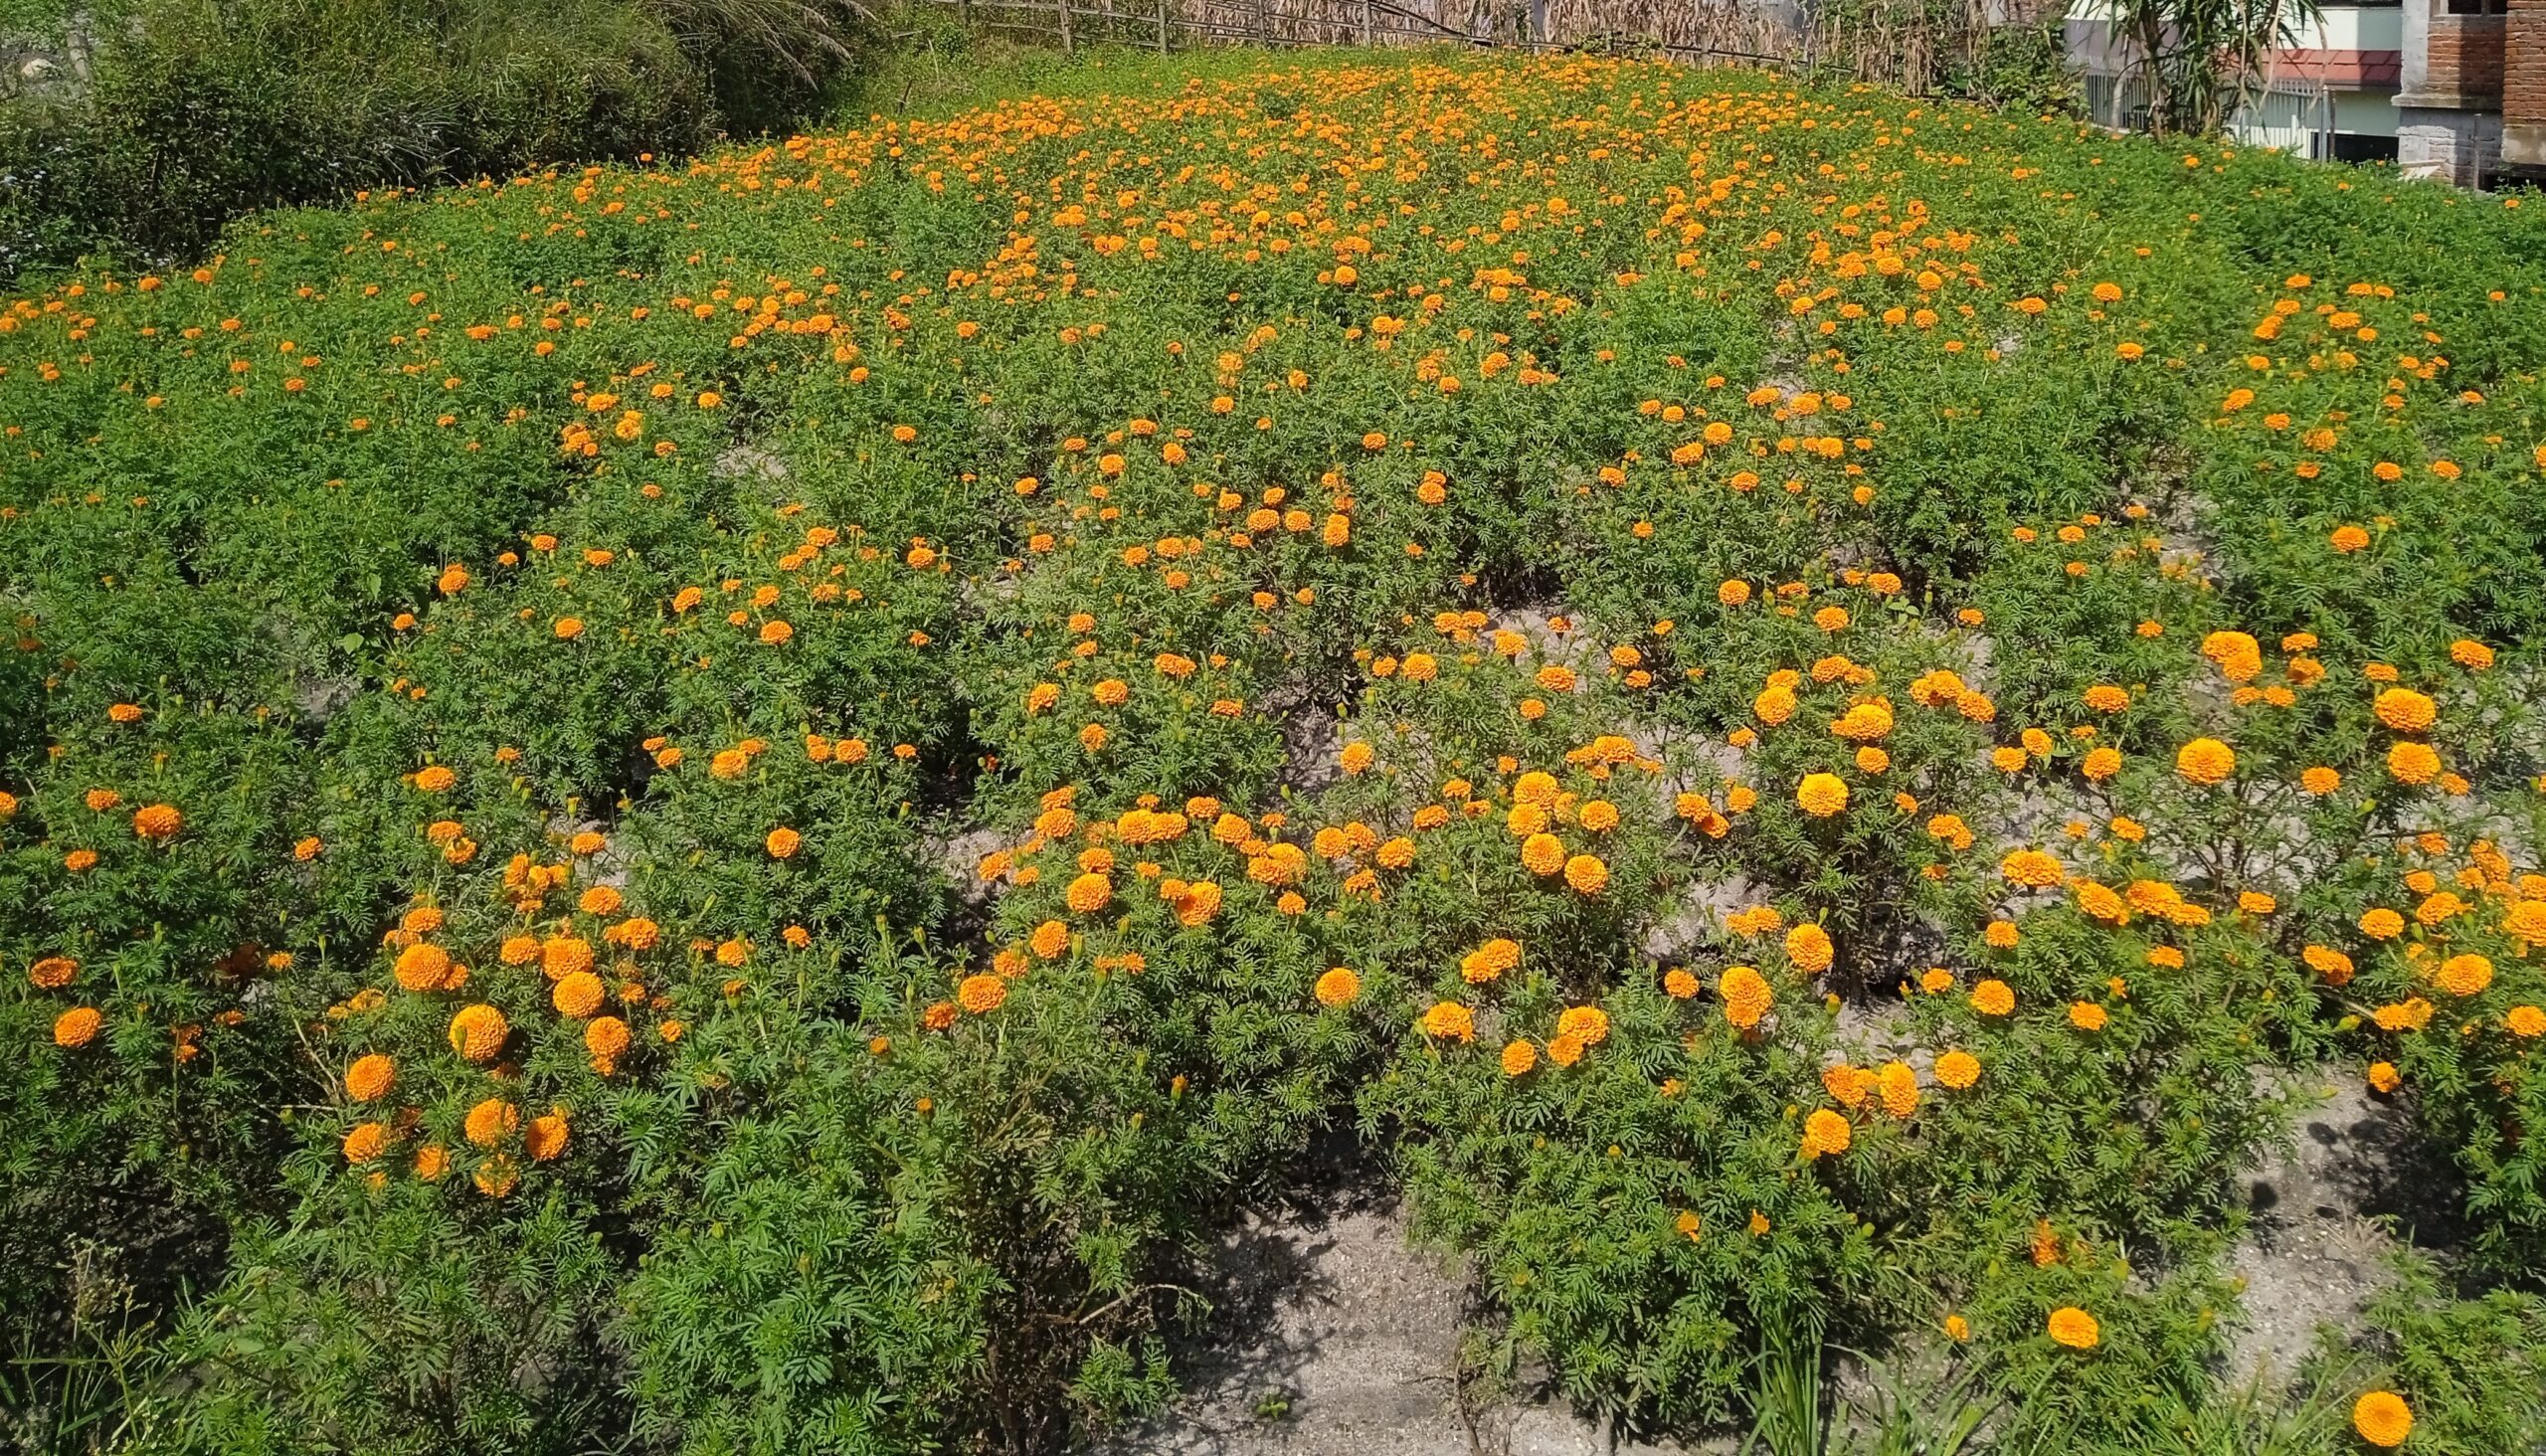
[2067,0,2404,162]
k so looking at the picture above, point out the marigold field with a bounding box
[4,45,2546,1456]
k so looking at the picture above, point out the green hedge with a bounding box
[0,0,863,281]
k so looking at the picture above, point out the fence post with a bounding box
[958,0,971,27]
[1058,0,1073,51]
[1361,0,1373,44]
[1158,0,1171,51]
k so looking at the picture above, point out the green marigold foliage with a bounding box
[1,46,2543,1453]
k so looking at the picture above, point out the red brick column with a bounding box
[2508,0,2546,166]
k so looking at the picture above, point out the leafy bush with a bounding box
[0,0,870,281]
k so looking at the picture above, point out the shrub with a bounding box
[0,0,869,281]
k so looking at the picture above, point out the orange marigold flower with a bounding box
[1563,853,1609,895]
[1971,980,2016,1016]
[1785,923,1834,975]
[1315,968,1361,1007]
[1796,772,1849,817]
[132,804,182,840]
[1065,871,1112,913]
[2075,880,2127,923]
[2387,740,2441,785]
[394,943,455,993]
[2351,1391,2411,1448]
[2435,953,2493,997]
[2175,737,2236,785]
[1720,965,1773,1028]
[1519,832,1565,876]
[1460,938,1522,983]
[1421,1001,1476,1042]
[1501,1039,1538,1076]
[345,1053,395,1101]
[525,1109,570,1162]
[543,937,594,980]
[342,1122,389,1164]
[2372,998,2433,1031]
[1878,1061,1919,1117]
[1934,1049,1981,1089]
[553,972,605,1018]
[958,974,1007,1014]
[2200,631,2262,681]
[2046,1307,2099,1350]
[464,1097,519,1147]
[586,1015,632,1065]
[2000,849,2066,889]
[2300,766,2341,796]
[2372,687,2437,733]
[1028,919,1071,959]
[54,1006,103,1048]
[608,921,661,957]
[447,1003,508,1062]
[1803,1108,1852,1158]
[1556,1005,1610,1047]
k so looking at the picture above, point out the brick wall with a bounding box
[2510,0,2546,125]
[2426,13,2508,101]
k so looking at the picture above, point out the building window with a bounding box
[2444,0,2507,14]
[2329,133,2401,163]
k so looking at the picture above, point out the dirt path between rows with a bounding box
[1118,1070,2445,1454]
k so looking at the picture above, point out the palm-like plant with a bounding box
[2106,0,2324,135]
